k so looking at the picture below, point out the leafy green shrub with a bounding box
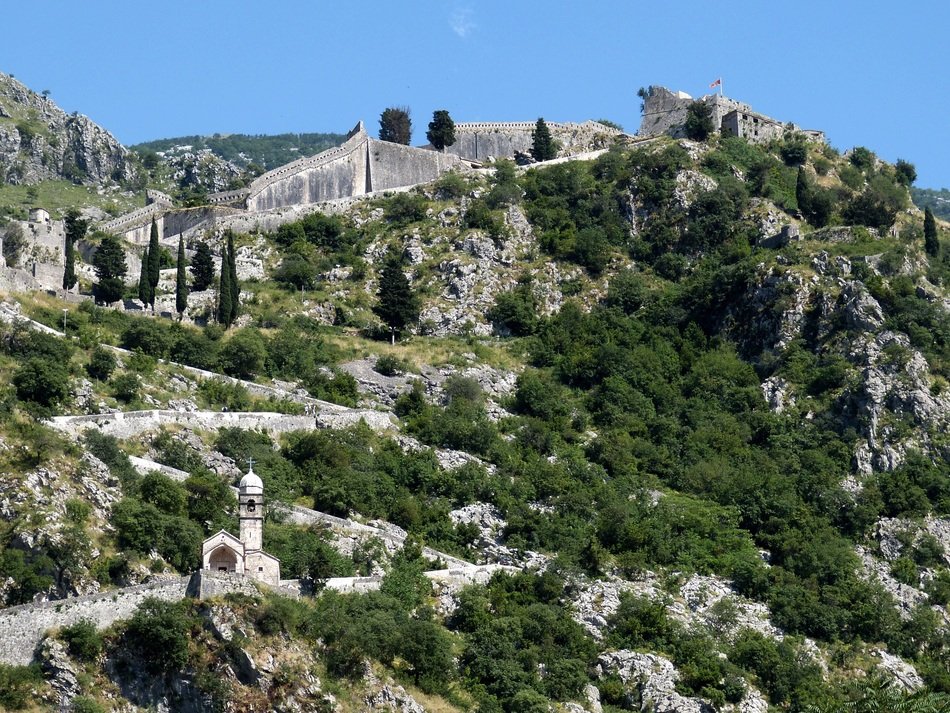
[486,278,539,336]
[434,171,468,200]
[684,101,714,141]
[375,353,407,376]
[463,198,504,236]
[198,378,252,411]
[111,372,140,403]
[86,346,116,381]
[70,696,106,713]
[384,192,428,227]
[122,598,194,674]
[890,556,919,586]
[60,619,103,661]
[218,328,267,379]
[121,319,171,358]
[0,663,42,709]
[13,358,71,409]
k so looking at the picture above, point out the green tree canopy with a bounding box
[924,207,939,257]
[531,118,558,161]
[190,240,214,291]
[379,106,412,145]
[92,234,127,304]
[426,109,456,151]
[373,248,420,342]
[684,100,715,141]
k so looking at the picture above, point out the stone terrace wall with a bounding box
[98,203,165,245]
[0,576,193,666]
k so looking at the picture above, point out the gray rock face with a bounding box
[39,637,81,707]
[365,683,426,712]
[0,72,137,186]
[596,650,714,713]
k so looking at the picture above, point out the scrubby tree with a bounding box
[92,234,127,304]
[684,100,715,141]
[373,248,419,343]
[13,358,71,407]
[379,106,412,145]
[426,110,456,151]
[895,159,917,186]
[175,233,188,319]
[531,118,558,161]
[924,207,939,257]
[190,240,214,291]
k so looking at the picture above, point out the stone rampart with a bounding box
[367,138,464,192]
[0,576,193,666]
[48,410,319,440]
[446,121,624,161]
[99,203,164,244]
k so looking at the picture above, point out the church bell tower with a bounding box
[238,465,264,552]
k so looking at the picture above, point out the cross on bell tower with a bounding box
[238,462,264,552]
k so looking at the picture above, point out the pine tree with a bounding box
[146,217,160,311]
[426,110,456,151]
[924,207,940,257]
[530,118,557,161]
[226,230,239,324]
[175,233,188,320]
[190,241,214,291]
[62,209,84,293]
[137,247,153,308]
[373,248,420,344]
[217,248,232,327]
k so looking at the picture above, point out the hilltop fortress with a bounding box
[2,90,822,294]
[639,85,824,144]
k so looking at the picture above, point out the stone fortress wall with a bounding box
[445,120,625,162]
[98,117,625,245]
[638,85,824,144]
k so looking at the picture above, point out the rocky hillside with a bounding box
[1,115,949,712]
[0,72,138,186]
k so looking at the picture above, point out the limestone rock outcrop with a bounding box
[0,72,137,186]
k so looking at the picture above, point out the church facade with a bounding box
[200,467,280,586]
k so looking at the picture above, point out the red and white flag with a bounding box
[709,78,722,88]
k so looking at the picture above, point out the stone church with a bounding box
[201,466,280,585]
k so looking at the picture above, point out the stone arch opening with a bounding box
[209,545,238,573]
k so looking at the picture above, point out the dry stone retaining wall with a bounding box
[0,576,193,666]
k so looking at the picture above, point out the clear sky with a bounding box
[4,1,949,187]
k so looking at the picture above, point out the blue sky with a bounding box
[5,1,949,187]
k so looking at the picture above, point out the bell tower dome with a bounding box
[238,465,264,552]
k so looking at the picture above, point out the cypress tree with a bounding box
[217,248,232,327]
[226,230,239,324]
[62,209,84,292]
[924,207,939,257]
[426,110,456,151]
[175,233,188,320]
[530,118,557,161]
[137,248,152,308]
[147,217,160,311]
[62,234,76,292]
[190,241,214,291]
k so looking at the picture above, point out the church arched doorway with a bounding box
[209,545,239,573]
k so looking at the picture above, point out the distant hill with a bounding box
[911,186,950,220]
[131,131,346,171]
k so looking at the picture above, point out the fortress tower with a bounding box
[200,465,280,585]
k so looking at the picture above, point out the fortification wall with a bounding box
[245,126,370,212]
[163,206,243,239]
[99,203,165,244]
[446,121,624,161]
[0,576,193,666]
[367,138,463,191]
